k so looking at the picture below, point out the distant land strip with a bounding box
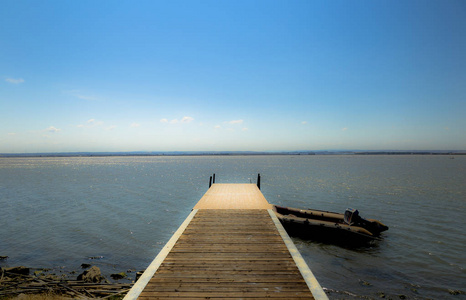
[1,151,465,157]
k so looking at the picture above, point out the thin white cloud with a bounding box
[214,125,221,129]
[91,119,103,126]
[77,119,104,128]
[342,127,348,131]
[181,116,194,123]
[242,128,249,131]
[162,116,195,125]
[130,123,141,128]
[45,126,61,133]
[5,78,24,84]
[106,125,117,131]
[229,119,243,125]
[7,132,16,136]
[65,90,101,101]
[301,121,308,125]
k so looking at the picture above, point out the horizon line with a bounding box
[1,150,465,157]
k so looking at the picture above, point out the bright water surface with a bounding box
[1,155,465,299]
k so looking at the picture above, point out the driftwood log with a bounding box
[0,267,133,299]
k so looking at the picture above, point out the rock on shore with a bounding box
[76,266,104,283]
[2,266,30,276]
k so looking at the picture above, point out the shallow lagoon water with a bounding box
[1,155,465,299]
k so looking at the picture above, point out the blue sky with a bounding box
[1,0,465,153]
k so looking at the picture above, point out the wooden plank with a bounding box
[144,285,310,292]
[164,254,294,261]
[193,184,272,209]
[139,295,312,300]
[159,261,298,267]
[144,282,309,288]
[139,291,313,298]
[143,277,307,284]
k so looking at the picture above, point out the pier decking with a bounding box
[124,183,327,300]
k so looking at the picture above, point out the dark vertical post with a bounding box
[213,173,216,184]
[257,173,261,190]
[209,176,212,188]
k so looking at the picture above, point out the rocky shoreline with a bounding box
[0,264,140,299]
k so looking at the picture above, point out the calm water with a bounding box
[1,155,465,299]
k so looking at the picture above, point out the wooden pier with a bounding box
[124,183,328,299]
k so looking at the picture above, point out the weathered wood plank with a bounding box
[141,287,314,294]
[139,291,313,298]
[139,298,310,300]
[164,253,292,258]
[145,281,308,288]
[146,276,307,282]
[144,277,307,284]
[159,262,298,268]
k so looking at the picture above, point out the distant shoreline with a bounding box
[1,150,465,158]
